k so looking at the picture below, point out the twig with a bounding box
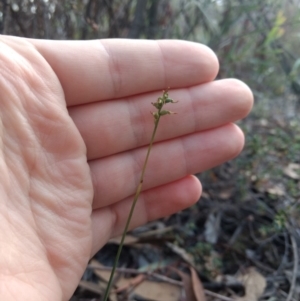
[88,264,183,286]
[228,222,245,246]
[204,289,235,301]
[92,264,236,301]
[248,220,282,244]
[286,233,299,301]
[248,258,275,273]
[223,243,275,273]
[275,232,289,276]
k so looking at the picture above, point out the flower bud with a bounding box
[159,110,177,116]
[151,102,160,109]
[165,98,178,104]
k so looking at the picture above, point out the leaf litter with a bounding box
[73,99,300,301]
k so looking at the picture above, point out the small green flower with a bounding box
[159,110,177,116]
[151,89,178,122]
[165,98,178,104]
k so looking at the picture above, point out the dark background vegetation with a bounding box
[1,1,300,300]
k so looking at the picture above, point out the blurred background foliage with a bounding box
[1,0,300,99]
[1,1,300,299]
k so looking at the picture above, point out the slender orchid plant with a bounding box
[102,89,177,300]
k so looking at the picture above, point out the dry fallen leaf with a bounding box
[175,268,197,301]
[236,267,266,301]
[190,267,207,301]
[79,280,103,295]
[284,163,300,180]
[173,267,206,301]
[166,242,196,266]
[204,212,221,244]
[90,260,181,301]
[115,274,145,293]
[108,234,139,245]
[267,184,285,196]
[201,191,210,199]
[218,188,233,199]
[117,277,181,301]
[90,260,111,282]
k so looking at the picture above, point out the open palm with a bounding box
[0,36,253,301]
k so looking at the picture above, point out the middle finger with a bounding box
[69,79,253,160]
[90,123,244,209]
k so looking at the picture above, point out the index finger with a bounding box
[28,39,219,106]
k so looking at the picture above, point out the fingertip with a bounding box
[157,40,219,87]
[198,44,219,82]
[225,78,254,119]
[188,175,202,204]
[227,123,245,159]
[144,175,203,217]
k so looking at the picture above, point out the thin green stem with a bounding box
[102,116,161,301]
[102,88,177,300]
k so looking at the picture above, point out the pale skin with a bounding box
[0,35,253,301]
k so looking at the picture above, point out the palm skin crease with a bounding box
[0,38,93,300]
[0,36,253,301]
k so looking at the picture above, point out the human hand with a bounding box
[0,36,253,300]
